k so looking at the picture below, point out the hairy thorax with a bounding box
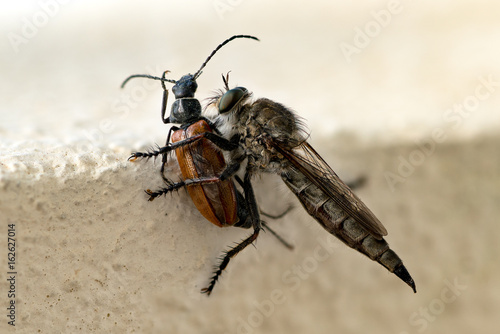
[241,98,303,174]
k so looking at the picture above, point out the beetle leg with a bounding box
[129,134,204,161]
[160,126,180,175]
[160,70,170,124]
[200,116,223,136]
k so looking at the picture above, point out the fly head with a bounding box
[218,87,249,114]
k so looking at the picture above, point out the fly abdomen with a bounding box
[282,167,416,292]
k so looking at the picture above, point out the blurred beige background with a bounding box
[1,1,499,333]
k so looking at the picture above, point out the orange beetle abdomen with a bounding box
[171,120,238,227]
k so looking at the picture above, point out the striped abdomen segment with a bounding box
[282,167,416,292]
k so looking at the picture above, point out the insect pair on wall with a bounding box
[122,35,416,296]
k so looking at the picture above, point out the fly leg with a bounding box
[145,175,223,201]
[233,175,294,250]
[345,175,367,190]
[201,172,261,296]
[201,226,260,296]
[129,132,239,161]
[145,162,242,201]
[233,175,294,219]
[261,206,294,219]
[144,175,188,201]
[260,222,294,250]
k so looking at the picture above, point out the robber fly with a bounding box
[140,71,417,294]
[215,75,417,293]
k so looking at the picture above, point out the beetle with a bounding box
[122,35,293,294]
[122,35,256,227]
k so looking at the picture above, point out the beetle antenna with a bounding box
[121,74,176,89]
[193,35,259,79]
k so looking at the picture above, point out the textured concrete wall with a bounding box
[1,136,499,333]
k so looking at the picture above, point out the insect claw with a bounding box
[145,189,156,201]
[200,287,212,295]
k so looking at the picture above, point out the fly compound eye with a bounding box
[218,87,247,113]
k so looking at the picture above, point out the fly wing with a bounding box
[270,139,388,239]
